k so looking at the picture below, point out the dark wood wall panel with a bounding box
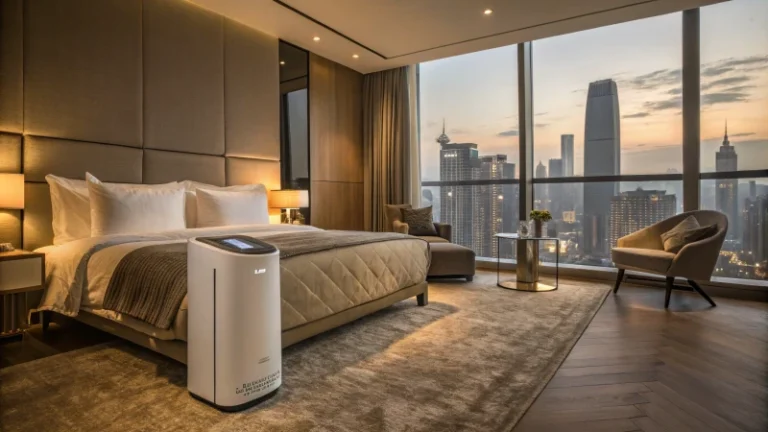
[310,181,364,231]
[309,53,365,230]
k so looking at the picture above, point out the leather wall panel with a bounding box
[23,136,142,183]
[24,0,142,147]
[0,0,23,133]
[143,0,225,155]
[0,134,22,173]
[144,150,225,186]
[23,183,52,251]
[226,157,281,191]
[224,20,280,160]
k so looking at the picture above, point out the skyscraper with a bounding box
[476,155,515,258]
[609,188,676,249]
[439,123,479,250]
[535,161,548,209]
[743,194,768,266]
[716,121,738,239]
[583,79,621,256]
[560,134,574,177]
[548,158,564,217]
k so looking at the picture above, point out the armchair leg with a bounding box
[688,280,717,307]
[613,269,625,294]
[417,292,428,306]
[664,277,674,308]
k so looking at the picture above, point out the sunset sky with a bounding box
[419,0,768,181]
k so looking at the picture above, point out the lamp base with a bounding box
[0,242,15,252]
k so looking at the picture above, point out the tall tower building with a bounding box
[583,79,621,256]
[548,159,564,217]
[560,134,575,177]
[476,155,514,258]
[715,121,738,239]
[743,194,768,266]
[609,188,676,249]
[535,161,548,209]
[439,123,479,250]
[500,162,518,259]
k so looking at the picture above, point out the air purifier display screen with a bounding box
[222,238,254,250]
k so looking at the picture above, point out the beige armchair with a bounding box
[611,210,728,308]
[385,204,452,243]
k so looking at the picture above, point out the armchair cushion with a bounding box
[660,215,717,253]
[392,220,409,234]
[401,206,438,236]
[612,247,676,275]
[417,235,450,243]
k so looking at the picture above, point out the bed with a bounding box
[37,223,429,363]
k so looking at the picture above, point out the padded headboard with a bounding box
[0,0,282,251]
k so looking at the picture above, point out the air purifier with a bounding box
[187,235,282,411]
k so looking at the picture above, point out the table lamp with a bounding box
[0,173,24,252]
[269,190,308,225]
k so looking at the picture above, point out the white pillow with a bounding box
[46,174,91,245]
[195,188,269,228]
[87,175,186,236]
[182,181,268,228]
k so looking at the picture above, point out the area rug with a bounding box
[0,273,609,432]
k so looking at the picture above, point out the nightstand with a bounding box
[0,250,46,337]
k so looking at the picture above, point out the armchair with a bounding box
[386,204,451,243]
[611,210,728,308]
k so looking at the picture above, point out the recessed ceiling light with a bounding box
[313,36,320,42]
[352,54,359,59]
[280,61,285,65]
[484,9,493,15]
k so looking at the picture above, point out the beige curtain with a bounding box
[363,66,413,232]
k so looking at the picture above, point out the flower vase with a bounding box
[532,220,544,237]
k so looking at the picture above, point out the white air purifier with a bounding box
[187,235,282,412]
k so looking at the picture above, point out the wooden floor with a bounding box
[2,271,766,432]
[513,274,768,432]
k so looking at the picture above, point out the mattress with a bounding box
[37,224,429,341]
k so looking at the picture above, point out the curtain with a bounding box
[363,66,416,232]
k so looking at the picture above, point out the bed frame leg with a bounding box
[417,292,428,306]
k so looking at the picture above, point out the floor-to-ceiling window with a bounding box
[699,0,768,281]
[419,45,519,259]
[532,12,684,267]
[416,1,767,284]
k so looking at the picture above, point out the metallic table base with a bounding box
[497,280,558,292]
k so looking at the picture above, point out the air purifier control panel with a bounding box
[197,235,278,255]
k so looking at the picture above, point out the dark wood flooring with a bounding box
[2,271,766,432]
[513,275,768,432]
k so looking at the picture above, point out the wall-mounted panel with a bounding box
[23,136,142,183]
[311,181,363,230]
[0,0,23,133]
[226,157,281,191]
[23,183,52,251]
[225,21,280,160]
[309,54,364,183]
[144,150,225,186]
[24,0,142,146]
[0,134,22,174]
[144,0,225,155]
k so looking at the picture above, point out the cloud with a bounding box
[623,112,651,119]
[702,92,749,105]
[731,132,755,138]
[624,68,681,90]
[701,66,733,77]
[667,87,682,95]
[643,96,681,111]
[717,55,768,69]
[497,129,518,137]
[535,123,549,128]
[701,76,751,91]
[535,112,548,116]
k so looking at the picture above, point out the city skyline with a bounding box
[419,0,768,182]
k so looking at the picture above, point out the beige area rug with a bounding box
[0,273,609,432]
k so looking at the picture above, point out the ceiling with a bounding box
[190,0,724,74]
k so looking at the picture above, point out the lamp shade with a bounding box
[269,189,308,209]
[0,173,24,209]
